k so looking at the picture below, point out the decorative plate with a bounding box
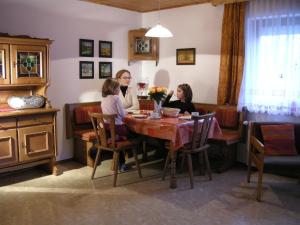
[7,95,45,110]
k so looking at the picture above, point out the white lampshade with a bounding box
[145,24,173,38]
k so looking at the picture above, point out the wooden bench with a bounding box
[65,102,101,167]
[137,100,248,172]
[65,100,150,167]
[65,100,247,170]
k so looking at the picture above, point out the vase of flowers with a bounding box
[148,86,167,114]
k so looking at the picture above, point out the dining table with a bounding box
[123,112,222,189]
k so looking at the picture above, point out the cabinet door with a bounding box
[0,44,10,85]
[0,129,18,167]
[18,124,54,162]
[11,45,47,85]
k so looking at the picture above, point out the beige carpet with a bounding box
[0,160,299,225]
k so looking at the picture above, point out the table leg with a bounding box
[170,142,177,189]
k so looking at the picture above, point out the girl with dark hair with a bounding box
[163,83,196,114]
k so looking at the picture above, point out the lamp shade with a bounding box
[145,24,173,38]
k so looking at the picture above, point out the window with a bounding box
[238,0,300,116]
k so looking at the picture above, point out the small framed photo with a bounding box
[99,62,112,79]
[79,39,94,57]
[176,48,196,65]
[99,41,112,58]
[79,61,94,79]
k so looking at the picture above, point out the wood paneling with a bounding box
[18,114,53,127]
[83,0,248,12]
[18,124,54,162]
[0,129,18,167]
[83,0,210,12]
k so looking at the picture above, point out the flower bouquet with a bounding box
[148,86,167,114]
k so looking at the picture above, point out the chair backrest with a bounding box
[89,112,117,148]
[191,112,216,150]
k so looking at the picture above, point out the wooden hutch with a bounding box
[0,35,59,175]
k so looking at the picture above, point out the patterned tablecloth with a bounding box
[124,115,222,150]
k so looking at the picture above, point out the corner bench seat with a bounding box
[65,102,101,167]
[194,103,247,172]
[65,100,246,169]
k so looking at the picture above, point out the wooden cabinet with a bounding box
[0,110,58,173]
[0,129,18,167]
[18,122,54,162]
[0,36,51,87]
[128,28,159,65]
[10,44,47,85]
[0,43,10,85]
[0,35,58,175]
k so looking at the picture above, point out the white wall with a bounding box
[0,1,224,161]
[142,4,223,103]
[0,0,142,160]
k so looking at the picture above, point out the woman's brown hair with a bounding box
[102,78,120,97]
[115,69,131,79]
[178,83,193,103]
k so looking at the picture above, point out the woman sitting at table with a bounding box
[116,69,139,111]
[163,83,196,114]
[101,78,136,172]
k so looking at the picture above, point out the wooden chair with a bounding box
[246,122,300,201]
[162,113,215,188]
[89,112,142,187]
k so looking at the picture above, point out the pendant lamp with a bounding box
[145,0,173,38]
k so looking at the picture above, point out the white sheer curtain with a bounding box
[238,0,300,116]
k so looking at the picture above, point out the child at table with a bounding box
[163,83,196,114]
[101,78,134,172]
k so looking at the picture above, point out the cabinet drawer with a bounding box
[0,118,17,130]
[18,114,53,127]
[18,124,54,162]
[0,129,18,168]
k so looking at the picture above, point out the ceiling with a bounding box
[83,0,247,12]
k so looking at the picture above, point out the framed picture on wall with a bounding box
[79,61,94,79]
[79,39,94,57]
[128,29,159,65]
[99,41,112,58]
[99,62,112,79]
[176,48,196,65]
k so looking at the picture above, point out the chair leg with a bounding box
[142,138,148,161]
[134,148,142,178]
[247,155,252,183]
[180,152,185,173]
[91,147,101,179]
[162,150,171,180]
[187,153,194,189]
[256,166,263,201]
[198,151,205,175]
[113,152,119,187]
[203,150,212,181]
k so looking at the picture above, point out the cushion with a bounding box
[208,130,239,145]
[261,124,298,156]
[215,107,238,129]
[74,129,96,141]
[74,105,101,125]
[264,155,300,178]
